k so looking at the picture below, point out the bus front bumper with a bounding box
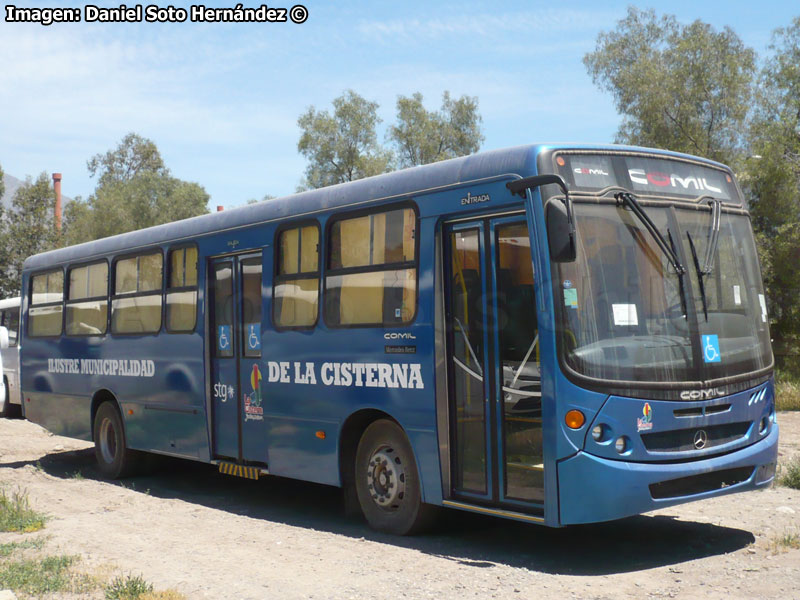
[557,424,779,525]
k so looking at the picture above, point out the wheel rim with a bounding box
[99,417,117,464]
[366,446,406,511]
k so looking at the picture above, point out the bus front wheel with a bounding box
[93,402,138,479]
[354,419,434,535]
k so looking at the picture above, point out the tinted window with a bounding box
[326,207,417,327]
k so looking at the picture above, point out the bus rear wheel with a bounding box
[354,419,435,535]
[93,401,138,479]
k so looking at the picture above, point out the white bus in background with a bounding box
[0,297,20,417]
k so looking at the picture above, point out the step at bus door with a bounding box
[444,216,544,512]
[208,252,267,465]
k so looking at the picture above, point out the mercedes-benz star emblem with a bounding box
[693,430,708,450]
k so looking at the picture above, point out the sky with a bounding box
[1,1,798,208]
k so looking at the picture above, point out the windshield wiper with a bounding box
[687,231,709,321]
[669,230,688,319]
[701,197,722,274]
[685,198,721,322]
[614,192,686,276]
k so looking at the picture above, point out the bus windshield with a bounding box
[551,154,772,389]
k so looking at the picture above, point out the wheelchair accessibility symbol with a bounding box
[218,325,231,352]
[702,334,721,363]
[247,324,261,351]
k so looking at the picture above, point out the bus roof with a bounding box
[24,143,723,270]
[0,297,20,310]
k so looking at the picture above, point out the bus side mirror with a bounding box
[546,200,577,263]
[0,326,8,350]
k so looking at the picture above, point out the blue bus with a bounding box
[20,144,778,534]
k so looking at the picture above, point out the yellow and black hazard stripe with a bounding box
[218,462,260,480]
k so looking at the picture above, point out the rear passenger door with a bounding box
[208,252,266,465]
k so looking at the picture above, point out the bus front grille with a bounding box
[640,421,751,453]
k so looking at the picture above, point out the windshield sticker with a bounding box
[702,334,721,363]
[563,288,578,309]
[733,285,742,306]
[628,169,723,194]
[758,294,767,323]
[570,156,615,189]
[637,402,653,432]
[612,303,638,326]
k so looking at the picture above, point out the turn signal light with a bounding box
[565,410,585,429]
[316,430,326,439]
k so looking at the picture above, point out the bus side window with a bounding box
[5,307,18,346]
[241,257,262,357]
[66,261,108,336]
[325,206,417,327]
[274,224,320,329]
[167,246,198,333]
[29,270,64,337]
[111,251,163,334]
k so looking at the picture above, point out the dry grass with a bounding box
[141,590,188,600]
[769,531,800,553]
[0,488,47,533]
[775,379,800,411]
[780,456,800,490]
[105,574,187,600]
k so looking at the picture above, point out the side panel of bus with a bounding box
[20,171,551,519]
[21,249,210,459]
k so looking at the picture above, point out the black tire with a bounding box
[354,419,436,535]
[93,401,139,479]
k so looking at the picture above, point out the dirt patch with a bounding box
[0,413,798,599]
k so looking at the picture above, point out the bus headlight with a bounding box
[592,424,605,442]
[615,436,628,453]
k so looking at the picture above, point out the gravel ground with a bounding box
[0,413,797,600]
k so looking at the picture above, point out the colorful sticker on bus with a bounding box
[637,402,653,432]
[246,323,261,351]
[244,364,264,421]
[218,325,232,352]
[702,334,721,363]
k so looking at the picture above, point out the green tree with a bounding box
[0,173,57,297]
[745,17,800,354]
[87,132,167,187]
[389,91,484,168]
[297,90,393,190]
[0,162,5,202]
[64,134,210,245]
[584,7,756,165]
